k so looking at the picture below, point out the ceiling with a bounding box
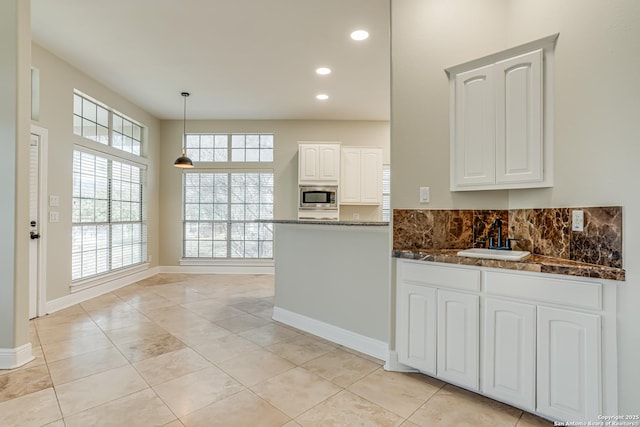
[31,0,391,121]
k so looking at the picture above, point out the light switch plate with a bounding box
[419,187,430,203]
[49,211,59,223]
[572,210,584,232]
[49,195,59,207]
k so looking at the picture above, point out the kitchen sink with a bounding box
[456,248,531,261]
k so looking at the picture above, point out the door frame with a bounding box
[29,124,48,318]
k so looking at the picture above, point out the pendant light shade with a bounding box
[174,91,194,168]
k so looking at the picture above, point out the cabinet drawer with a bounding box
[399,260,480,292]
[485,271,602,310]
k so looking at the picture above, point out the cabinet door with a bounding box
[299,144,319,182]
[453,64,496,188]
[340,148,361,203]
[397,283,437,375]
[537,306,601,421]
[359,148,382,204]
[483,298,536,411]
[495,49,543,184]
[318,144,340,182]
[437,289,479,390]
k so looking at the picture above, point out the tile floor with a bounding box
[0,274,554,427]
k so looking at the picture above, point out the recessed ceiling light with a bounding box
[316,67,332,75]
[316,94,329,101]
[350,30,369,41]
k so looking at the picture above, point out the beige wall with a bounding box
[159,119,390,265]
[31,43,161,301]
[0,0,31,349]
[391,0,640,413]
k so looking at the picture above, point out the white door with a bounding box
[453,64,496,187]
[317,144,340,182]
[397,283,437,375]
[437,289,479,390]
[298,144,319,182]
[483,298,536,410]
[359,148,382,204]
[495,49,543,184]
[29,126,48,319]
[537,306,601,421]
[339,148,361,203]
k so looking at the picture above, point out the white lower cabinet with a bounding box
[537,306,601,421]
[397,283,437,375]
[482,298,536,411]
[396,259,616,423]
[437,290,479,390]
[396,261,480,391]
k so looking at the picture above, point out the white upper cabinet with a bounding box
[298,142,341,184]
[447,34,558,191]
[340,147,383,205]
[495,50,543,184]
[453,64,496,187]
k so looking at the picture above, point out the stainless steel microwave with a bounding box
[299,186,338,209]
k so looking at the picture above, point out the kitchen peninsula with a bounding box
[265,220,391,361]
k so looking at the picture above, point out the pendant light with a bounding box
[174,91,194,168]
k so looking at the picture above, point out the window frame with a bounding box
[71,90,149,289]
[184,133,274,164]
[72,89,146,158]
[181,168,275,262]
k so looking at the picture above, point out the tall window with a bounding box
[181,133,274,261]
[183,172,274,259]
[72,91,147,282]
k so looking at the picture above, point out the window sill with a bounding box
[179,258,274,267]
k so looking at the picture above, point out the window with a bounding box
[382,165,391,221]
[185,133,273,163]
[183,172,274,259]
[181,133,274,261]
[72,151,146,280]
[71,91,147,283]
[73,92,142,156]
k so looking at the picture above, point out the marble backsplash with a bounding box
[393,206,622,268]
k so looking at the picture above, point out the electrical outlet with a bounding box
[572,210,584,232]
[352,213,360,220]
[419,187,430,203]
[49,195,59,207]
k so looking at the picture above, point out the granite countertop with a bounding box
[393,249,626,281]
[257,219,389,226]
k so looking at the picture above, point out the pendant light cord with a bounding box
[182,92,190,155]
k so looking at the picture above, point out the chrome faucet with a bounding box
[488,218,515,250]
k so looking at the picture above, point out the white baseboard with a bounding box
[46,266,160,314]
[384,350,419,372]
[273,306,389,362]
[45,265,273,315]
[160,265,274,275]
[0,343,34,370]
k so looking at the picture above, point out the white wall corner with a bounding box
[273,306,389,363]
[0,343,34,370]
